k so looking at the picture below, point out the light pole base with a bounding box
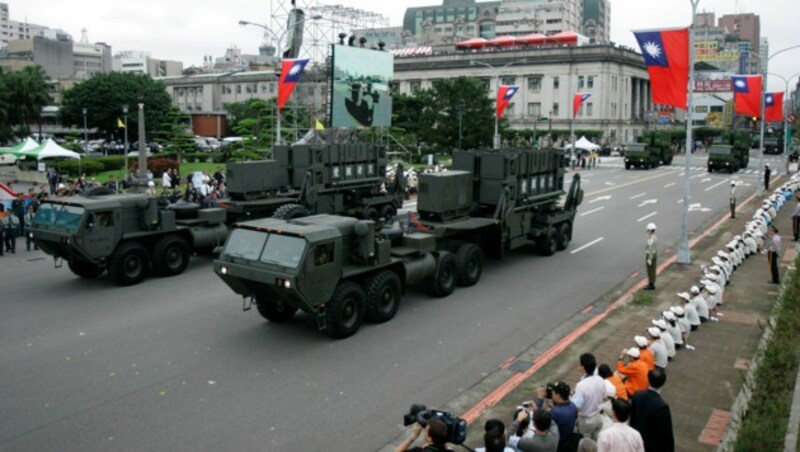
[493,134,500,150]
[676,247,691,265]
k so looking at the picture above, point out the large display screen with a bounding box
[330,44,393,128]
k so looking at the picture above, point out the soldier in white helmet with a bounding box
[644,223,658,290]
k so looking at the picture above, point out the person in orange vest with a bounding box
[598,363,627,401]
[616,347,649,397]
[634,335,655,371]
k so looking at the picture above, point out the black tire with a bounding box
[556,222,572,251]
[364,270,402,323]
[68,259,101,278]
[152,235,190,277]
[363,206,379,222]
[708,167,712,173]
[426,251,457,298]
[455,243,483,287]
[325,281,366,339]
[107,242,150,286]
[537,227,558,256]
[625,163,631,170]
[255,295,297,323]
[273,203,309,220]
[379,204,397,221]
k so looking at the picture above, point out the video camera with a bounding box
[403,404,468,445]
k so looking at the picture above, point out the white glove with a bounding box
[646,260,652,266]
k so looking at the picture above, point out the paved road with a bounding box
[0,154,786,451]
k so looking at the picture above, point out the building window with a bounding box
[586,103,593,117]
[578,76,585,89]
[527,76,542,92]
[501,76,516,86]
[527,102,541,117]
[446,8,455,21]
[507,103,515,116]
[553,76,560,89]
[611,102,617,118]
[612,76,618,91]
[695,106,708,113]
[552,103,560,117]
[410,81,421,94]
[587,76,594,89]
[236,85,242,94]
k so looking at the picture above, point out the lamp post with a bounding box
[455,100,465,151]
[470,58,527,149]
[137,103,146,180]
[766,71,800,174]
[677,0,700,265]
[81,108,88,152]
[239,15,324,146]
[122,105,129,178]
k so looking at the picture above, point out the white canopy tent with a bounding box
[19,138,81,160]
[3,137,39,154]
[564,136,601,151]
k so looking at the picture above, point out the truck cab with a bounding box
[624,143,658,169]
[707,145,741,173]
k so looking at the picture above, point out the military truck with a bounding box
[32,194,229,286]
[624,133,673,169]
[213,148,583,338]
[708,132,751,173]
[223,143,405,223]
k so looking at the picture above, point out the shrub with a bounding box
[93,156,128,172]
[53,159,105,177]
[130,157,179,177]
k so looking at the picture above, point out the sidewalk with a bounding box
[375,175,798,452]
[451,176,797,451]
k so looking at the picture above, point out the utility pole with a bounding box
[123,105,129,178]
[678,0,700,265]
[82,108,88,152]
[137,103,147,181]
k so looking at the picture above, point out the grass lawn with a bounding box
[93,162,225,183]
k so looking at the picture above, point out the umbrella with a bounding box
[517,33,548,45]
[486,35,518,47]
[456,37,488,49]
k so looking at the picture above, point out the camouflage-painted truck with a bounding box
[708,131,751,173]
[214,148,583,338]
[625,132,673,169]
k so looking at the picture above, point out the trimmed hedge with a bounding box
[53,159,105,177]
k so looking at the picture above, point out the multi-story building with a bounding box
[0,2,70,48]
[2,36,74,79]
[496,0,584,37]
[112,50,183,77]
[394,44,652,144]
[403,0,501,46]
[72,30,111,79]
[718,12,761,74]
[582,0,609,43]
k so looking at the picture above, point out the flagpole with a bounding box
[678,0,699,265]
[571,70,578,164]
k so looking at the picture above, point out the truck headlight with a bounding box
[625,158,629,162]
[219,265,228,275]
[283,280,291,289]
[725,162,730,166]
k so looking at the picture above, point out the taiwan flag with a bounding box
[573,93,591,119]
[496,85,519,119]
[277,58,310,112]
[633,28,689,109]
[732,75,762,117]
[765,92,784,122]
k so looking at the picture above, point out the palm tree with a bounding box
[8,65,51,135]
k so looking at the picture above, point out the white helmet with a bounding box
[646,223,657,231]
[148,181,155,187]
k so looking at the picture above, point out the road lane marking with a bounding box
[630,193,647,200]
[570,237,605,254]
[588,195,612,204]
[704,179,730,191]
[663,182,676,188]
[585,170,678,197]
[637,211,658,222]
[580,207,605,217]
[637,199,658,207]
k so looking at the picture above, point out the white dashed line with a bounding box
[630,193,647,200]
[580,207,605,217]
[637,211,658,222]
[571,237,605,254]
[704,179,730,191]
[663,183,676,188]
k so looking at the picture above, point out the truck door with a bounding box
[303,241,339,305]
[83,210,119,258]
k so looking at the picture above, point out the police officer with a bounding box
[644,223,658,290]
[729,181,736,219]
[764,164,771,191]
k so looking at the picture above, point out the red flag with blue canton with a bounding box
[573,93,591,119]
[496,85,519,119]
[732,75,762,117]
[633,28,689,109]
[278,58,310,112]
[765,91,784,122]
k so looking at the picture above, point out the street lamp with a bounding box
[122,105,129,178]
[239,14,325,146]
[81,108,88,152]
[470,58,527,149]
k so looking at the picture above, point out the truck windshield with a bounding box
[709,147,731,155]
[223,228,306,269]
[33,203,85,233]
[625,145,646,152]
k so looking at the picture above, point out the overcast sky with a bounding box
[10,0,798,91]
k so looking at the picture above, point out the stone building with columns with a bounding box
[393,44,653,145]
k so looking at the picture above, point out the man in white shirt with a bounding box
[573,353,607,441]
[690,285,710,322]
[651,319,675,361]
[678,293,700,331]
[597,399,644,452]
[646,327,668,370]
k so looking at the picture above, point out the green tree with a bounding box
[59,72,172,139]
[155,107,196,161]
[414,77,494,153]
[225,99,275,149]
[7,65,51,136]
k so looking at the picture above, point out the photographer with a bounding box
[396,419,454,452]
[508,407,560,452]
[534,382,579,450]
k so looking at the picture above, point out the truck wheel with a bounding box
[708,167,712,173]
[537,227,558,256]
[152,235,190,277]
[325,281,366,339]
[625,163,631,170]
[362,207,379,222]
[365,270,402,323]
[255,296,297,323]
[426,252,457,298]
[556,222,572,251]
[273,203,309,220]
[68,259,101,278]
[108,242,150,286]
[380,204,397,221]
[455,244,483,287]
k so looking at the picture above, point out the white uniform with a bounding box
[693,295,709,319]
[649,341,668,368]
[659,333,676,358]
[668,321,683,345]
[744,236,757,255]
[684,303,700,327]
